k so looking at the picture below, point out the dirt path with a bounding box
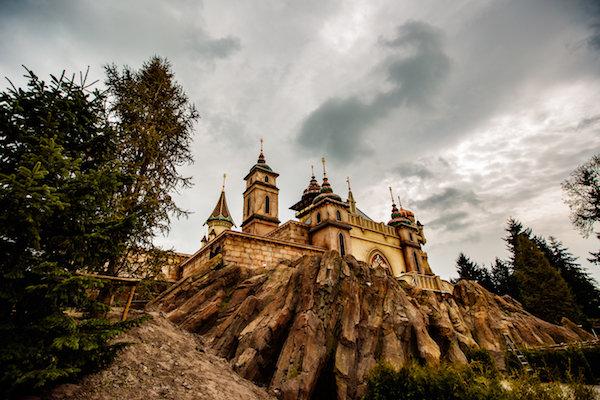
[45,311,275,400]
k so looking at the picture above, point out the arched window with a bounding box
[265,195,270,214]
[247,198,251,216]
[338,233,346,256]
[265,176,269,183]
[336,210,341,221]
[413,252,420,272]
[316,212,321,223]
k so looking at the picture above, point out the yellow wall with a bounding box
[348,226,407,276]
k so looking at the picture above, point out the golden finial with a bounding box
[311,165,314,177]
[322,157,327,177]
[397,195,402,208]
[222,173,226,191]
[389,187,396,205]
[346,177,351,191]
[260,138,263,153]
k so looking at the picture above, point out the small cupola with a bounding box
[312,158,343,205]
[387,188,413,227]
[205,174,235,240]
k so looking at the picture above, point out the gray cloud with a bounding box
[416,188,481,210]
[426,211,471,232]
[394,162,434,180]
[296,21,450,161]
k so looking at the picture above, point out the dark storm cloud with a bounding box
[426,211,471,232]
[296,21,450,161]
[394,162,434,180]
[416,188,481,210]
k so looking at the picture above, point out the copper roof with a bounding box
[205,190,235,226]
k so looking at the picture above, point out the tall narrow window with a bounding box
[413,252,420,272]
[265,176,269,183]
[247,198,251,216]
[265,195,270,214]
[336,210,341,221]
[338,233,346,256]
[316,212,321,223]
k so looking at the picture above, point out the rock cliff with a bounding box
[148,251,592,400]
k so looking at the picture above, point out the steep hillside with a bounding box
[46,311,274,400]
[148,251,592,400]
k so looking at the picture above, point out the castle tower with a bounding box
[290,165,321,222]
[387,188,432,274]
[241,140,280,235]
[205,174,235,241]
[301,158,352,256]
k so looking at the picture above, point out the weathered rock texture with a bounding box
[148,251,592,400]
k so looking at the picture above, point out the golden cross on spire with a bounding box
[222,173,227,191]
[260,138,263,153]
[322,157,327,177]
[389,187,396,205]
[346,177,351,191]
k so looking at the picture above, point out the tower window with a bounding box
[265,176,269,182]
[316,212,321,223]
[336,210,341,221]
[413,252,420,272]
[247,198,251,216]
[265,195,270,214]
[338,233,346,256]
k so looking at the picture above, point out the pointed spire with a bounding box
[389,187,399,213]
[397,195,403,209]
[347,177,357,215]
[320,157,333,194]
[205,175,235,227]
[257,138,266,164]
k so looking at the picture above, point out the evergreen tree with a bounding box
[490,257,514,297]
[512,234,580,324]
[454,253,495,292]
[542,237,600,322]
[0,69,136,396]
[101,56,199,278]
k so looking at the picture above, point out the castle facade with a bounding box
[179,144,449,293]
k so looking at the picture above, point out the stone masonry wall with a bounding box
[180,230,324,279]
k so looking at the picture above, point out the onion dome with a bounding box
[387,189,413,227]
[312,158,342,204]
[248,138,273,173]
[303,166,321,199]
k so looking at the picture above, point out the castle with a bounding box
[178,142,450,293]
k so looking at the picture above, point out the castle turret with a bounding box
[205,174,235,241]
[241,140,280,235]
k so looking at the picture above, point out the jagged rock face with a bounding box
[148,251,591,400]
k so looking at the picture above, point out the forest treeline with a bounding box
[456,218,600,327]
[0,57,197,396]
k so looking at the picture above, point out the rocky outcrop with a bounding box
[148,251,592,400]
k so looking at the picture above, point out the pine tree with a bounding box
[490,257,514,297]
[454,253,495,292]
[0,69,137,396]
[512,234,580,324]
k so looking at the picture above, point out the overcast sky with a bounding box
[2,0,600,281]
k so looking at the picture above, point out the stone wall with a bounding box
[180,230,324,278]
[266,221,310,244]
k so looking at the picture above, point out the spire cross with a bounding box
[389,187,396,205]
[222,174,226,191]
[311,165,315,177]
[347,177,351,191]
[260,138,263,153]
[322,157,327,177]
